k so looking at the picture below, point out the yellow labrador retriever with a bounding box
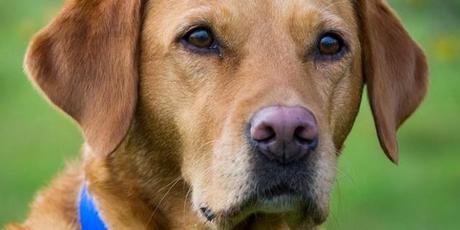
[8,0,428,229]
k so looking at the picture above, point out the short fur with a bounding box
[7,0,428,229]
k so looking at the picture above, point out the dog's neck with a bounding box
[82,133,206,229]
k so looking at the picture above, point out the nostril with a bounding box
[294,126,319,150]
[251,123,276,143]
[293,127,311,144]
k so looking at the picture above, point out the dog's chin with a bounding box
[201,191,328,229]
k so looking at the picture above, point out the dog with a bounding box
[7,0,428,229]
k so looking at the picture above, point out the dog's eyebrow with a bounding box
[288,5,354,49]
[143,5,216,48]
[168,4,247,48]
[165,6,217,38]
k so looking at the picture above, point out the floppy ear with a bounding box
[356,0,429,164]
[25,0,143,155]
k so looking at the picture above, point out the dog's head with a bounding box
[25,0,428,228]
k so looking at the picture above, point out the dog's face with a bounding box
[139,0,361,226]
[25,0,428,228]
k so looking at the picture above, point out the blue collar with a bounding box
[79,185,108,230]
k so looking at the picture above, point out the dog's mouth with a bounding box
[199,183,323,227]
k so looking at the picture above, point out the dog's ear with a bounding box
[356,0,428,164]
[25,0,143,155]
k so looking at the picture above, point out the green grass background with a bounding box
[1,0,459,229]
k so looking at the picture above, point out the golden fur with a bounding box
[7,0,428,229]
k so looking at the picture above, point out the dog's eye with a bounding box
[317,33,345,56]
[183,27,215,50]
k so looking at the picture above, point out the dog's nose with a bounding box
[249,106,319,164]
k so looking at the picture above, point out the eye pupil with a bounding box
[186,28,214,48]
[319,34,342,55]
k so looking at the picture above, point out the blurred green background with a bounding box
[1,0,459,229]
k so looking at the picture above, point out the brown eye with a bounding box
[318,33,344,56]
[184,27,215,49]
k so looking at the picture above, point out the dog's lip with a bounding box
[212,184,308,222]
[199,183,328,228]
[251,193,304,213]
[207,194,305,228]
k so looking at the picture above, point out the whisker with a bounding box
[148,176,183,225]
